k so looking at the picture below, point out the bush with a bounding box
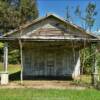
[8,49,20,64]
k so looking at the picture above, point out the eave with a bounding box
[0,37,99,43]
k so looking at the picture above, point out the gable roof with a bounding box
[3,14,97,39]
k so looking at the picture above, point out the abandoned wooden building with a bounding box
[0,14,99,83]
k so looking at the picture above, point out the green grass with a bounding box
[0,63,99,100]
[0,63,21,74]
[80,75,92,84]
[0,89,99,100]
[0,63,21,80]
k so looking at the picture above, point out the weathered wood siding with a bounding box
[23,44,80,79]
[5,14,97,80]
[8,17,93,39]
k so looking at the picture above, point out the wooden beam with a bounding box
[0,37,99,42]
[19,39,23,84]
[93,48,99,86]
[4,42,8,72]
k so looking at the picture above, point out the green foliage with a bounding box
[0,0,39,33]
[75,2,98,75]
[85,2,97,31]
[0,42,4,48]
[8,49,20,64]
[96,52,100,85]
[19,0,38,24]
[75,2,97,31]
[0,0,39,64]
[0,0,20,33]
[0,63,20,74]
[80,47,93,74]
[80,44,100,75]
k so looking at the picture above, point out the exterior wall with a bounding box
[23,45,80,79]
[5,15,96,81]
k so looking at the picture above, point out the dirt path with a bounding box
[0,80,86,89]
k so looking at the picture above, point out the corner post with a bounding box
[93,48,99,86]
[1,42,9,85]
[19,39,23,84]
[4,42,8,72]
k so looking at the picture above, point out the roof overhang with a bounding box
[0,37,99,43]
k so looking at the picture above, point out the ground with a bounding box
[0,88,100,100]
[0,80,87,89]
[0,63,100,100]
[0,63,92,89]
[0,62,90,89]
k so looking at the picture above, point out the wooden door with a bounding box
[46,52,55,76]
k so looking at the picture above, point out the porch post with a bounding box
[93,47,99,86]
[0,42,9,85]
[4,42,8,72]
[19,39,23,84]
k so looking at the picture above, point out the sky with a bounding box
[37,0,100,33]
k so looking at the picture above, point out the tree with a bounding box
[85,2,97,31]
[19,0,38,24]
[65,6,73,22]
[0,0,39,33]
[75,2,97,32]
[0,0,39,64]
[75,2,98,78]
[65,6,71,21]
[0,0,20,33]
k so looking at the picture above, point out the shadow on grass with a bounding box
[9,71,20,81]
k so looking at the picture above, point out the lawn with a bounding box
[0,63,21,80]
[0,88,100,100]
[0,63,21,74]
[0,63,100,100]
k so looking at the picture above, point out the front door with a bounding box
[46,52,55,76]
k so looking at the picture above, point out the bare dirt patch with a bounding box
[0,80,86,90]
